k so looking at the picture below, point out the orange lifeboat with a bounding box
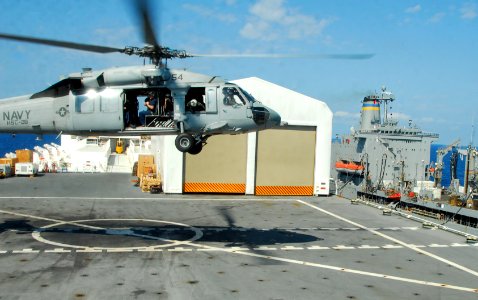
[335,160,364,175]
[385,189,401,201]
[387,192,401,201]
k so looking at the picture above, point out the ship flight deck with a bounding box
[0,173,477,299]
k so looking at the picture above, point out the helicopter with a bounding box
[0,1,371,155]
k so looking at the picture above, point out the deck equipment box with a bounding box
[15,163,38,176]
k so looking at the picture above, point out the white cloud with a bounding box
[419,117,436,123]
[460,3,477,20]
[240,20,273,40]
[335,111,360,119]
[240,0,331,41]
[250,0,286,22]
[182,4,237,23]
[387,112,410,121]
[399,17,412,26]
[405,4,421,14]
[427,12,446,23]
[94,26,138,46]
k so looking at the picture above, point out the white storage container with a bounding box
[15,163,38,176]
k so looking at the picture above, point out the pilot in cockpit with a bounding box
[223,88,236,105]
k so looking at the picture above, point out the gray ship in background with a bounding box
[331,87,478,230]
[331,86,438,201]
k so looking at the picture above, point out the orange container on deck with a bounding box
[15,150,33,163]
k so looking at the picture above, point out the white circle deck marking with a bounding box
[2,205,477,293]
[31,218,203,250]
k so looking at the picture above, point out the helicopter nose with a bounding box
[251,105,281,128]
[251,106,268,125]
[266,108,281,128]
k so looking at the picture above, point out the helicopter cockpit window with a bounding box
[238,87,256,103]
[222,87,246,106]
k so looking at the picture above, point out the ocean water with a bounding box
[0,133,57,157]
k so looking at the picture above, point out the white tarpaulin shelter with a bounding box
[158,77,332,195]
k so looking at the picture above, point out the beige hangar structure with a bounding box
[153,77,333,196]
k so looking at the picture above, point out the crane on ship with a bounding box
[434,139,460,188]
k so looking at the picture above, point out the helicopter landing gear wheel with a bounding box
[187,142,203,155]
[175,133,194,152]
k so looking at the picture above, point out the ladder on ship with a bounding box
[106,153,132,173]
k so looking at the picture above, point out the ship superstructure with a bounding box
[331,87,439,200]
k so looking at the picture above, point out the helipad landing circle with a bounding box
[31,219,203,250]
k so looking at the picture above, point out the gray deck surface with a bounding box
[1,173,478,299]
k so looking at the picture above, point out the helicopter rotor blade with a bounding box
[217,207,236,228]
[189,53,375,59]
[133,0,161,48]
[0,33,124,54]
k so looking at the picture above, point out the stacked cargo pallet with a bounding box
[136,155,155,177]
[136,154,161,193]
[140,174,162,193]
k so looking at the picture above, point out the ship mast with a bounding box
[380,86,394,125]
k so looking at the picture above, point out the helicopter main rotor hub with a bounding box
[121,46,191,65]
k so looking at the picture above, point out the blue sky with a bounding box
[0,0,477,144]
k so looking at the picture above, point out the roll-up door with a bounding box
[256,127,316,195]
[184,134,247,193]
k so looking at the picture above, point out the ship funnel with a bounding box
[360,95,381,131]
[360,87,395,131]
